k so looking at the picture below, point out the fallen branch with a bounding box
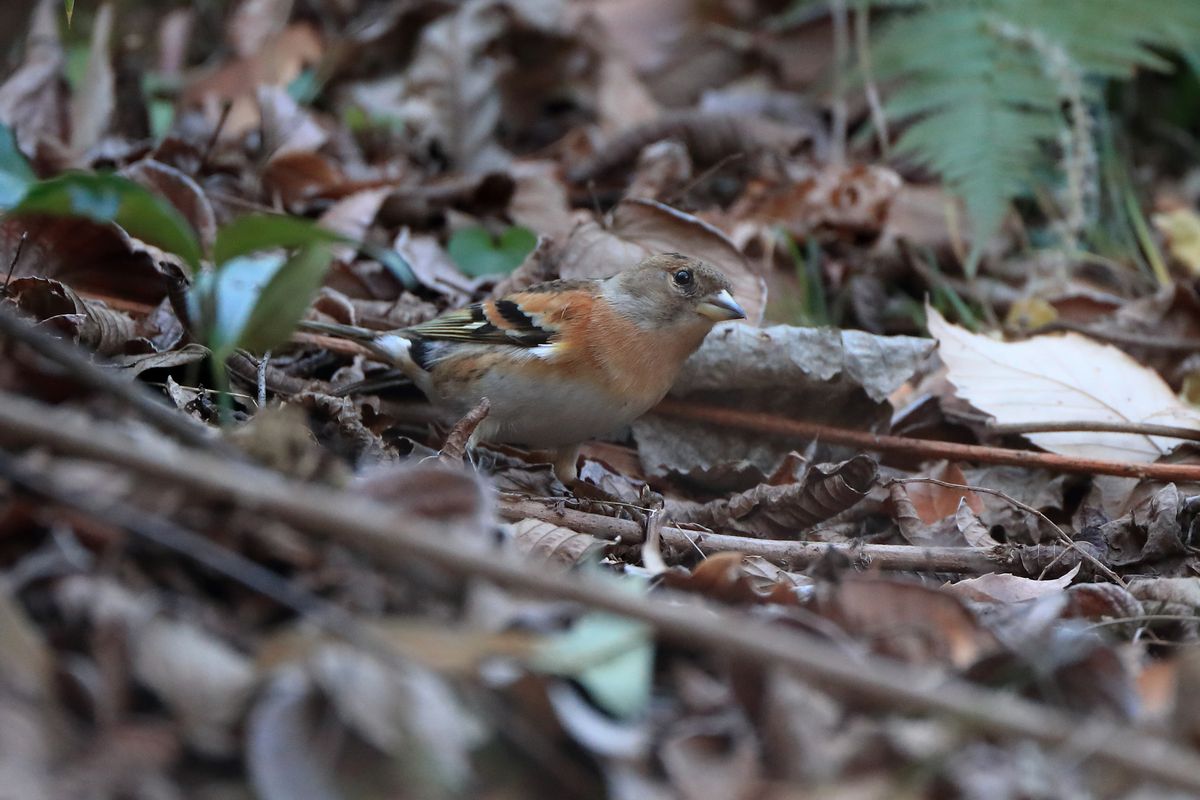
[989,419,1200,443]
[655,399,1200,482]
[499,495,1004,574]
[889,477,1123,586]
[2,392,1199,790]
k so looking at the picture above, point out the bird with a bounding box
[301,252,746,481]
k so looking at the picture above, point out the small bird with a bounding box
[302,253,746,481]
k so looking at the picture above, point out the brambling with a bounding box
[302,253,746,481]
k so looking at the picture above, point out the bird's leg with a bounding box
[464,427,483,471]
[551,444,580,485]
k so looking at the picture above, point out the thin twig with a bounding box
[888,477,1124,587]
[854,3,889,157]
[0,303,231,455]
[1,393,1200,791]
[990,419,1200,444]
[829,0,849,165]
[665,152,745,206]
[654,400,1200,483]
[2,230,27,295]
[502,495,1005,574]
[200,99,232,170]
[256,350,270,409]
[1025,321,1200,353]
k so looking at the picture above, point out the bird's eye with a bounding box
[673,268,693,286]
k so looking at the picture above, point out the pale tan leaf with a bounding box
[510,518,606,566]
[944,563,1080,604]
[133,618,258,756]
[928,305,1200,461]
[68,3,114,160]
[398,0,510,172]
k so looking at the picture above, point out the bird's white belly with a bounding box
[466,370,653,448]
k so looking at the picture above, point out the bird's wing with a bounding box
[407,280,599,349]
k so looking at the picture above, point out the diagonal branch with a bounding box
[2,390,1200,791]
[654,399,1200,482]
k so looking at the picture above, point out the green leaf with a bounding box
[214,213,417,290]
[863,0,1200,269]
[534,611,653,719]
[212,213,345,266]
[447,225,536,277]
[192,252,288,360]
[0,124,35,209]
[237,243,335,355]
[65,0,74,25]
[11,173,203,271]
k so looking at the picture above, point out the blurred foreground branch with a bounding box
[2,391,1200,791]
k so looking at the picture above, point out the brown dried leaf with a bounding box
[183,24,322,140]
[510,518,606,567]
[395,230,477,305]
[8,277,137,357]
[904,464,983,524]
[123,159,218,251]
[229,0,295,58]
[260,84,329,160]
[1,215,179,305]
[507,160,576,241]
[68,3,115,162]
[352,460,493,541]
[307,645,483,785]
[262,151,345,211]
[944,564,1080,604]
[397,0,510,172]
[818,575,1000,668]
[1100,484,1188,567]
[660,714,762,800]
[662,551,806,607]
[1062,582,1143,621]
[132,617,257,757]
[109,343,210,376]
[633,325,933,484]
[670,456,877,538]
[731,164,902,243]
[569,111,810,184]
[626,139,693,201]
[0,0,67,154]
[317,187,391,262]
[247,667,342,800]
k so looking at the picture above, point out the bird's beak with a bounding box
[697,289,746,322]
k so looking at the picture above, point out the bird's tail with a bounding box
[297,319,414,366]
[297,319,381,342]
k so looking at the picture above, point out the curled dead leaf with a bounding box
[8,277,136,357]
[944,564,1080,604]
[569,111,811,184]
[122,159,218,252]
[510,518,607,567]
[1,215,181,305]
[669,456,877,538]
[817,575,1000,668]
[661,551,807,607]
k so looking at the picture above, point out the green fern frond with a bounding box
[863,0,1200,270]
